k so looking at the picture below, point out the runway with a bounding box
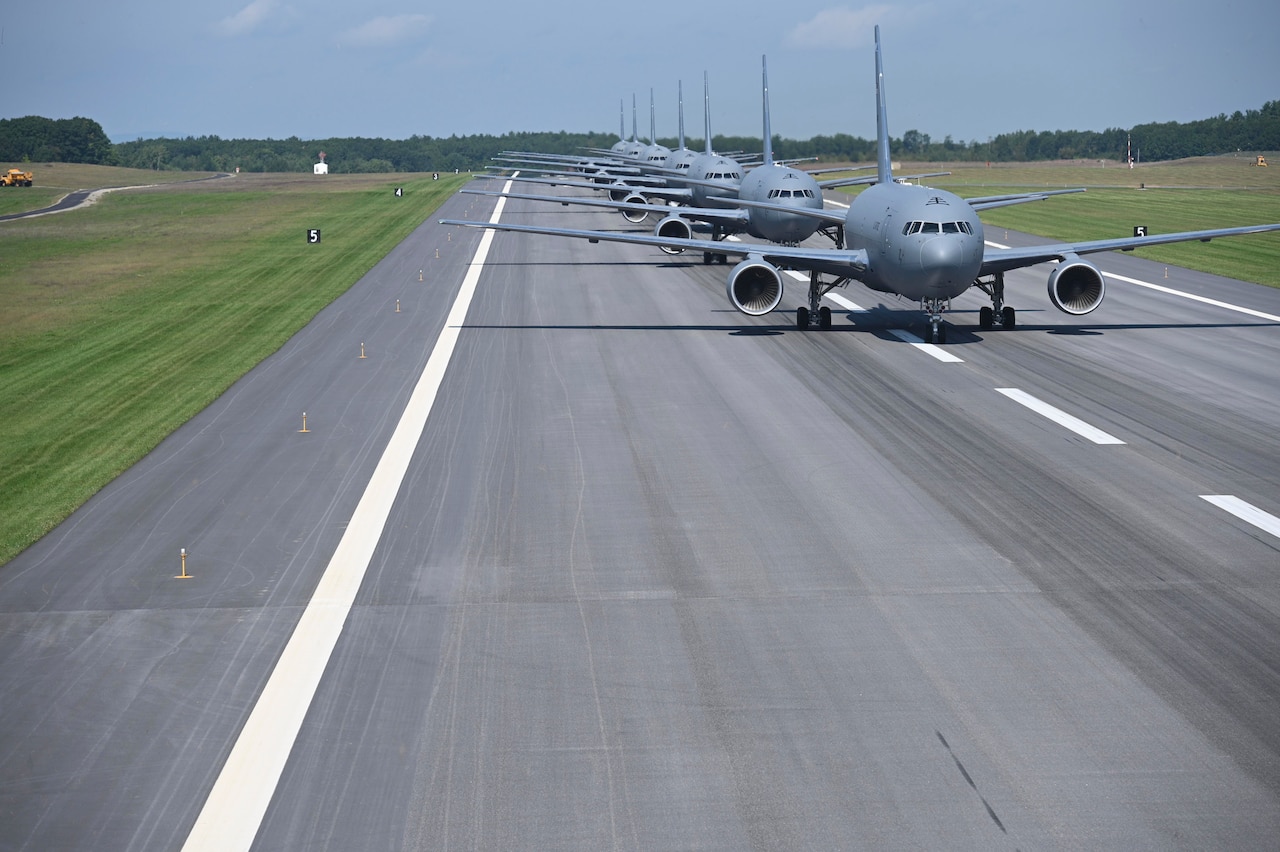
[2,182,1279,850]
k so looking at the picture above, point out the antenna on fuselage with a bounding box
[761,55,774,166]
[875,25,892,184]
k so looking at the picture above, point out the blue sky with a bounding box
[5,2,1276,147]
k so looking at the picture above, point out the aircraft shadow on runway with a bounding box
[460,303,1278,345]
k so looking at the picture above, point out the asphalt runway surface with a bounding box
[2,182,1279,850]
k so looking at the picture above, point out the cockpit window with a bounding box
[902,220,973,235]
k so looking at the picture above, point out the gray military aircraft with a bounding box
[443,26,1280,341]
[468,58,851,259]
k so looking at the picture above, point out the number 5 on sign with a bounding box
[308,229,321,243]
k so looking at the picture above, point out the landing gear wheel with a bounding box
[1001,306,1016,329]
[979,306,993,330]
[819,306,832,329]
[717,253,728,264]
[702,252,713,265]
[797,306,810,329]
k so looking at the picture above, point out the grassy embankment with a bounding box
[840,156,1280,287]
[0,168,468,565]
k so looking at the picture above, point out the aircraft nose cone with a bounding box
[918,237,965,289]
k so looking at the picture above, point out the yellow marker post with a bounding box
[395,300,401,313]
[176,547,192,579]
[360,342,367,359]
[299,412,310,433]
[419,269,424,281]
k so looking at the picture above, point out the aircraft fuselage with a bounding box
[738,164,825,244]
[845,182,984,301]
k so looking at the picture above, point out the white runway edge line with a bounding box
[181,186,512,852]
[1103,272,1280,323]
[985,238,1280,324]
[1201,495,1280,540]
[995,388,1126,445]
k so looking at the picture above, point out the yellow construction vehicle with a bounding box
[1,168,34,186]
[1254,155,1268,167]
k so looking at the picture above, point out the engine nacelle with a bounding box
[1047,254,1106,315]
[621,194,649,223]
[727,257,784,316]
[655,215,692,255]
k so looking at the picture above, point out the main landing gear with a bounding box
[975,272,1016,331]
[702,224,730,265]
[796,270,847,330]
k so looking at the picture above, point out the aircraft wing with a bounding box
[470,176,694,203]
[440,218,870,278]
[818,171,950,189]
[967,188,1085,210]
[459,189,749,228]
[980,222,1280,277]
[703,195,851,227]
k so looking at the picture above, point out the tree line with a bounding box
[3,102,1277,173]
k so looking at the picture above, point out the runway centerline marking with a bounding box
[889,329,965,362]
[181,183,513,852]
[995,388,1125,444]
[1201,495,1280,540]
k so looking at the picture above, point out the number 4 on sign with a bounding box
[307,229,321,243]
[395,187,403,197]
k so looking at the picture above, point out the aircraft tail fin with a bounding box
[619,100,625,142]
[703,73,713,155]
[761,55,774,166]
[649,89,657,144]
[875,26,893,184]
[632,94,638,142]
[677,81,686,150]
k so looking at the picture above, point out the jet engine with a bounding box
[654,214,692,255]
[1047,254,1106,315]
[621,194,649,223]
[727,257,784,316]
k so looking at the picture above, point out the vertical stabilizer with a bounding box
[649,89,657,144]
[677,81,686,150]
[875,26,893,184]
[619,99,625,142]
[703,72,713,155]
[761,55,774,166]
[632,94,638,142]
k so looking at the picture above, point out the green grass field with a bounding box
[0,170,467,565]
[0,156,1278,566]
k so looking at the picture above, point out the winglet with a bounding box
[761,55,774,166]
[875,26,893,184]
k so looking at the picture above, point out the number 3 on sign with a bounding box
[308,229,321,243]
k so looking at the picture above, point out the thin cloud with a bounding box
[341,14,432,48]
[786,5,896,48]
[215,0,277,37]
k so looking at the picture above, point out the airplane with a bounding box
[443,26,1280,341]
[468,58,877,260]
